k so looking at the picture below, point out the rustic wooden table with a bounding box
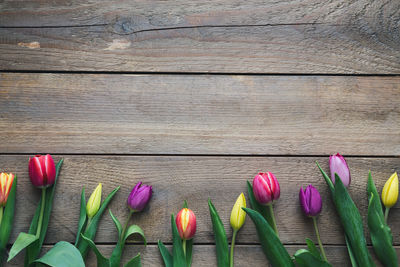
[1,1,399,266]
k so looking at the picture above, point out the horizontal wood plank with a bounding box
[1,155,398,246]
[1,73,399,155]
[6,244,400,267]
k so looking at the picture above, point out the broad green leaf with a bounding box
[75,187,87,246]
[243,208,294,266]
[246,181,272,227]
[367,172,398,266]
[77,186,120,259]
[123,224,146,245]
[305,238,322,260]
[7,233,38,262]
[333,174,374,267]
[172,214,187,267]
[123,253,141,267]
[208,199,229,267]
[158,240,172,267]
[35,241,85,267]
[185,239,193,267]
[293,249,331,267]
[345,235,358,267]
[0,176,17,263]
[81,234,110,267]
[110,210,123,237]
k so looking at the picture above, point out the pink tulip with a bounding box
[329,153,351,187]
[253,172,280,205]
[28,154,56,188]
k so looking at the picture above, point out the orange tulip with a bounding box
[176,208,196,240]
[0,173,14,207]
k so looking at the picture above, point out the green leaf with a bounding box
[77,186,120,259]
[183,200,188,209]
[75,187,87,246]
[333,173,374,267]
[35,241,85,267]
[0,175,17,263]
[293,249,331,267]
[208,199,229,267]
[123,224,146,245]
[171,214,187,267]
[367,172,398,266]
[110,210,123,237]
[81,234,110,267]
[246,181,272,227]
[185,239,193,267]
[7,233,38,262]
[124,253,141,267]
[305,238,322,260]
[316,162,334,194]
[243,208,294,266]
[158,240,172,267]
[345,235,358,267]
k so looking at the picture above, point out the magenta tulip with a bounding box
[127,182,152,212]
[28,154,56,188]
[253,172,280,205]
[329,153,351,187]
[299,185,322,217]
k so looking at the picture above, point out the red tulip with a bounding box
[176,208,196,240]
[0,173,14,207]
[28,154,56,188]
[253,172,280,205]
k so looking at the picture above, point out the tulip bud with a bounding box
[382,172,399,208]
[176,208,196,240]
[252,172,280,205]
[127,182,152,212]
[86,183,102,219]
[299,185,322,217]
[0,173,14,207]
[329,153,351,187]
[28,154,56,188]
[230,193,246,231]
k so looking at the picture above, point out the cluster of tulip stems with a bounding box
[0,153,398,267]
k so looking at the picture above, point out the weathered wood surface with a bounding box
[1,73,399,155]
[0,1,399,73]
[1,155,398,246]
[7,245,400,267]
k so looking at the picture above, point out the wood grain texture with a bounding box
[1,73,400,155]
[0,1,399,73]
[6,244,400,267]
[1,155,398,246]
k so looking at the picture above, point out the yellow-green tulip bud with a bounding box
[230,193,246,231]
[382,172,398,208]
[86,183,102,218]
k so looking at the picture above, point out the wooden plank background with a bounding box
[1,0,400,266]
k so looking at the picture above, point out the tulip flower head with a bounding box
[28,154,56,188]
[253,172,280,205]
[230,193,246,231]
[176,208,196,240]
[329,153,351,187]
[299,185,322,217]
[127,182,152,212]
[86,183,102,219]
[0,173,14,207]
[382,172,399,209]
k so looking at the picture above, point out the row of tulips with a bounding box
[0,153,398,266]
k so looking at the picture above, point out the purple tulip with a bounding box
[299,185,322,217]
[127,182,152,212]
[329,153,351,187]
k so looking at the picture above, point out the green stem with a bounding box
[121,210,133,243]
[384,207,390,224]
[268,203,279,237]
[230,229,238,267]
[36,188,46,238]
[0,206,3,227]
[183,239,187,257]
[313,217,327,261]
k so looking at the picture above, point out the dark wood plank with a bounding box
[6,244,400,267]
[1,155,399,246]
[0,1,399,73]
[1,73,399,155]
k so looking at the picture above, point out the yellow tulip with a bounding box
[86,183,102,218]
[230,193,246,231]
[382,172,399,209]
